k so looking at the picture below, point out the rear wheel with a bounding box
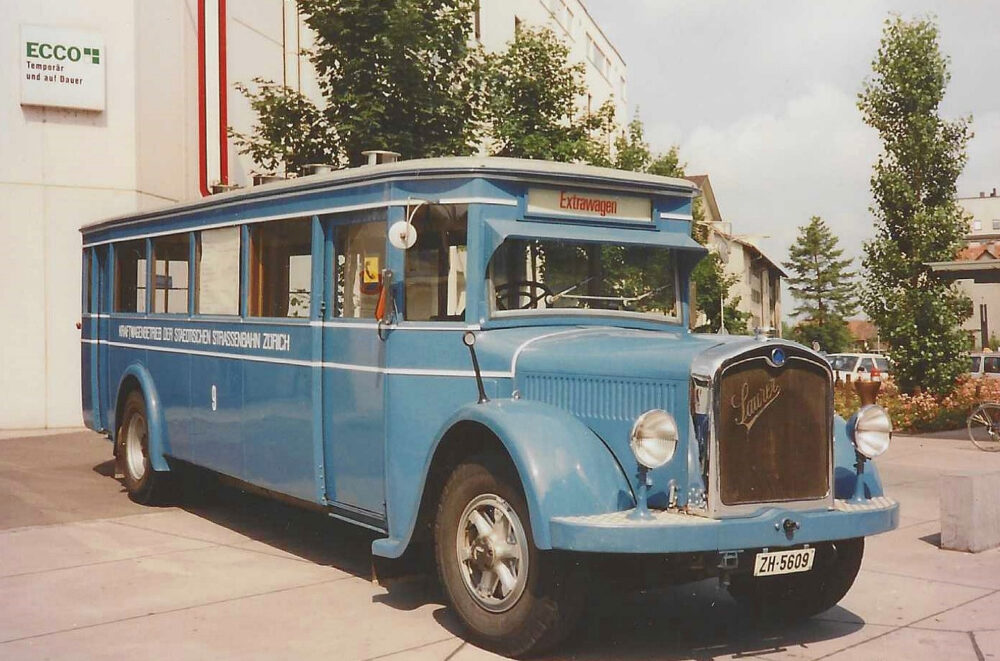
[728,538,864,622]
[434,455,586,657]
[118,390,173,504]
[968,403,1000,451]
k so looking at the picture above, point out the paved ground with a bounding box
[1,429,999,660]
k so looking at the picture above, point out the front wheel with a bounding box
[434,455,586,657]
[728,538,864,622]
[968,403,1000,451]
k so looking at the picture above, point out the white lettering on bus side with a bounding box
[115,324,291,352]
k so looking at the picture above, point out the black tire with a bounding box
[434,455,587,657]
[728,538,864,622]
[117,390,173,505]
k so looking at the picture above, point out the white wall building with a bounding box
[955,191,1000,349]
[0,0,627,429]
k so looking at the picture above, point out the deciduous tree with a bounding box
[857,15,972,393]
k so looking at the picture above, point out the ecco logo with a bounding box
[25,42,100,64]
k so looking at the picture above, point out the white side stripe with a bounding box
[83,339,512,378]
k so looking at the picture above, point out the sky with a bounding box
[584,0,1000,318]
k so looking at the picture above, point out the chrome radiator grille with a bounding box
[715,355,831,506]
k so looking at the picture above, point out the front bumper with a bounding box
[549,497,898,553]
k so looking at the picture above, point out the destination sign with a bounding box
[527,188,652,223]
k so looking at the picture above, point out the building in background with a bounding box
[0,0,626,429]
[686,175,785,335]
[928,189,1000,349]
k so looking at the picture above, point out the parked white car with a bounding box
[969,352,1000,379]
[828,353,891,382]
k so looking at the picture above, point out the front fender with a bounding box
[833,414,885,499]
[114,363,170,472]
[373,399,634,558]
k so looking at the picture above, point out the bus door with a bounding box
[94,245,111,431]
[321,213,389,521]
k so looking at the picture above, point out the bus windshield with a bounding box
[487,237,678,320]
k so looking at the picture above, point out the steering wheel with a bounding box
[494,280,553,310]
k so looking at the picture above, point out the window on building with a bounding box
[751,289,762,304]
[152,234,190,314]
[586,35,608,76]
[114,239,147,313]
[195,227,241,315]
[404,205,468,322]
[974,220,983,231]
[248,218,313,318]
[993,219,1000,230]
[334,216,386,319]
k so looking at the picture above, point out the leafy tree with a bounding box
[230,79,340,175]
[232,0,482,171]
[783,216,856,352]
[481,27,599,161]
[857,15,973,394]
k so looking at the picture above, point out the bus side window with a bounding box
[195,227,241,315]
[152,234,190,314]
[404,205,468,322]
[248,218,313,318]
[334,221,386,319]
[114,239,147,313]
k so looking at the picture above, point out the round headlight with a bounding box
[630,409,679,469]
[849,404,892,458]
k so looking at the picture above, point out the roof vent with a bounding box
[252,174,287,186]
[302,164,337,176]
[361,150,401,166]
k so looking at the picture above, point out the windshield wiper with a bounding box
[556,284,671,306]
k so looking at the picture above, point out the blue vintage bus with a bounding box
[81,157,897,656]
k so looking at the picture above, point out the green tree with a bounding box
[783,216,856,353]
[857,15,973,394]
[481,27,599,161]
[232,0,482,171]
[600,115,747,333]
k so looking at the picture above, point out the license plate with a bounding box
[753,548,815,576]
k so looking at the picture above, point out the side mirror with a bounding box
[376,269,394,324]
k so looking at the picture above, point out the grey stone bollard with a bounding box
[940,470,1000,552]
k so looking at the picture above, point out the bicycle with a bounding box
[967,401,1000,451]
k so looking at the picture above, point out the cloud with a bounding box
[669,84,879,264]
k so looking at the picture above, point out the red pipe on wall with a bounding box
[196,0,209,196]
[218,0,229,186]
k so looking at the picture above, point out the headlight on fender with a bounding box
[848,404,892,459]
[630,409,679,469]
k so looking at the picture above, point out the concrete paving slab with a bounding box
[910,589,1000,632]
[1,575,467,661]
[0,518,212,577]
[0,543,348,643]
[818,560,991,628]
[109,509,260,546]
[972,630,1000,659]
[822,627,982,661]
[863,521,1000,590]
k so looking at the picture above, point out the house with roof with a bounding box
[686,175,786,334]
[928,190,1000,349]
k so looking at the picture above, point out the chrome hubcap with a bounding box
[125,412,147,482]
[456,493,528,612]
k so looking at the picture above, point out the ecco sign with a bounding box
[20,25,105,111]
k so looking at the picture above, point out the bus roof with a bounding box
[80,156,699,234]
